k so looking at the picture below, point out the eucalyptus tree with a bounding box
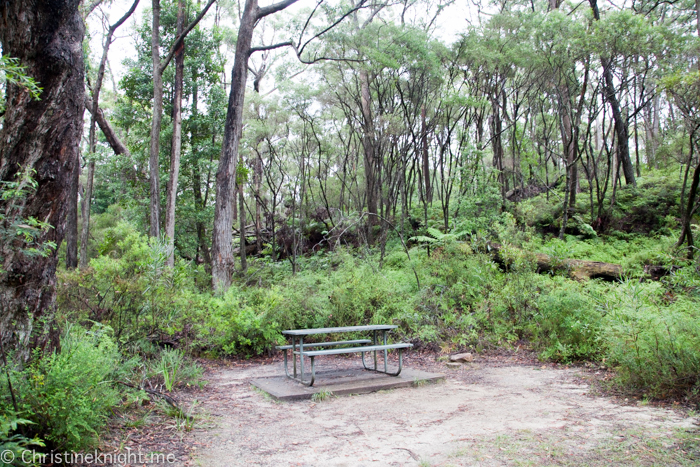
[588,0,637,187]
[211,0,372,291]
[666,71,700,255]
[148,0,216,240]
[73,0,140,270]
[108,6,225,255]
[0,0,84,359]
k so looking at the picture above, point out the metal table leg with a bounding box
[383,330,388,373]
[373,330,378,371]
[299,336,305,383]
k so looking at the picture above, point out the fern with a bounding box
[410,227,469,246]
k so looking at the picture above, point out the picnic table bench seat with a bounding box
[277,325,412,387]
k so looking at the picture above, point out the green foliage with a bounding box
[601,281,700,401]
[157,348,202,392]
[57,222,198,347]
[193,286,286,357]
[410,227,468,247]
[0,169,56,273]
[0,326,122,451]
[0,415,44,467]
[532,280,602,361]
[0,56,42,114]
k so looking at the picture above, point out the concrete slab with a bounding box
[251,367,444,401]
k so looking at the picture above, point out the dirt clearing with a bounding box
[182,355,699,466]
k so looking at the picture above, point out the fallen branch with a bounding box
[482,241,623,281]
[116,380,191,420]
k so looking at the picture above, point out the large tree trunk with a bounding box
[165,0,186,267]
[211,0,257,291]
[0,0,84,360]
[149,0,163,238]
[210,0,314,291]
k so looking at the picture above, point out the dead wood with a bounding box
[483,241,623,281]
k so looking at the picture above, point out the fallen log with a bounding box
[484,242,623,281]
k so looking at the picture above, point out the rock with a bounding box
[445,362,462,369]
[450,352,473,363]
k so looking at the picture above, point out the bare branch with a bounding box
[82,0,104,19]
[160,0,217,73]
[111,0,140,32]
[296,0,368,59]
[249,41,294,55]
[256,0,301,19]
[84,95,131,158]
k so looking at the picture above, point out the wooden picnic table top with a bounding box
[282,325,397,336]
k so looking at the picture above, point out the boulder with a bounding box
[449,352,473,363]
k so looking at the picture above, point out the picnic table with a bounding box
[277,325,413,387]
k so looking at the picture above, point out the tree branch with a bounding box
[111,0,140,32]
[84,95,131,158]
[248,41,294,56]
[82,0,104,19]
[160,0,217,73]
[296,0,368,58]
[256,0,301,19]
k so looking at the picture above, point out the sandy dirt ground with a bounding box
[176,354,699,467]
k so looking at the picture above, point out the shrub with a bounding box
[0,326,122,451]
[532,281,602,361]
[601,281,700,401]
[193,286,286,357]
[0,415,44,467]
[57,224,196,348]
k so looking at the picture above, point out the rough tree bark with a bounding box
[0,0,85,360]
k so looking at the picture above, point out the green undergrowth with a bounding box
[51,212,700,408]
[47,171,700,420]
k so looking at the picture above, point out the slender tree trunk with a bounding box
[192,166,211,266]
[360,69,377,242]
[589,0,636,187]
[0,0,84,360]
[421,105,431,204]
[79,160,95,268]
[81,1,139,269]
[165,0,185,267]
[150,0,163,238]
[677,134,700,257]
[490,95,506,199]
[238,159,247,274]
[65,158,80,268]
[255,154,262,254]
[561,109,578,208]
